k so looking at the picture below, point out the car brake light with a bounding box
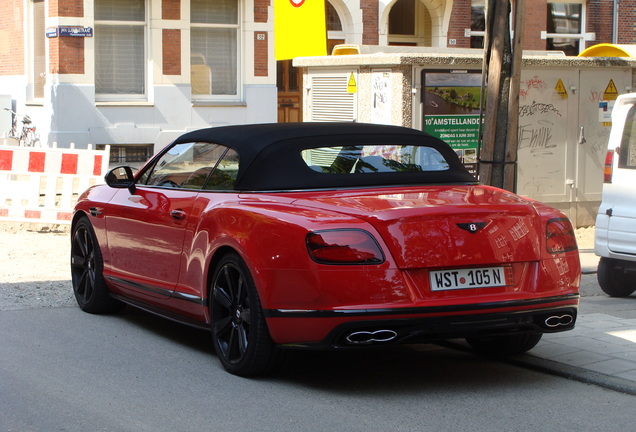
[603,150,614,183]
[546,218,577,253]
[306,229,385,265]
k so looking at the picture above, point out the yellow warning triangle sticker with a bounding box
[555,79,568,98]
[603,79,619,100]
[347,72,357,93]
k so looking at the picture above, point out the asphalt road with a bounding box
[1,304,634,432]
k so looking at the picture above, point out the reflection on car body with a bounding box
[71,122,580,376]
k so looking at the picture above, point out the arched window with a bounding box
[388,0,432,46]
[327,2,343,32]
[326,1,345,53]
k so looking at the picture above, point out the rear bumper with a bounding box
[264,294,579,348]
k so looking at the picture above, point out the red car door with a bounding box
[104,186,197,298]
[102,141,232,299]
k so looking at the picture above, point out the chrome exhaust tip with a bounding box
[544,314,574,328]
[345,329,398,345]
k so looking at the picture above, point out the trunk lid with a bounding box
[293,186,543,269]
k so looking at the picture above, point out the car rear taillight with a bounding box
[603,150,614,183]
[546,218,577,253]
[306,229,385,265]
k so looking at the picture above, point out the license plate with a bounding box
[429,266,511,291]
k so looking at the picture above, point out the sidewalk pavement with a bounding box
[511,249,636,395]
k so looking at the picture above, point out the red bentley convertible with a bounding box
[71,122,580,376]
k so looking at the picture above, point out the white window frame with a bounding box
[542,0,595,55]
[94,0,148,101]
[190,0,241,102]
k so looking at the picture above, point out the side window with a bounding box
[203,148,239,190]
[619,105,636,169]
[142,142,228,189]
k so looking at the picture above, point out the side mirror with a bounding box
[105,166,136,194]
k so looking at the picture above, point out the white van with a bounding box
[595,92,636,297]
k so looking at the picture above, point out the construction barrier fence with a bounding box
[0,143,110,225]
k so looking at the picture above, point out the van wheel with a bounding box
[597,258,636,297]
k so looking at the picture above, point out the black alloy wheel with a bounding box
[70,217,122,314]
[210,253,279,376]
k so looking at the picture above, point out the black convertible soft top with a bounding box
[172,122,476,191]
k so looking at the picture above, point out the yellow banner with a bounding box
[274,0,327,60]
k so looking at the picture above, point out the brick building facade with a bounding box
[0,0,633,157]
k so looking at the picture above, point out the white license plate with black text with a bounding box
[430,267,509,291]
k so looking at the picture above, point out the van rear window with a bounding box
[619,104,636,169]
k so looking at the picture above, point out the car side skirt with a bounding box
[110,293,210,331]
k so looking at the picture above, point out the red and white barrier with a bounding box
[0,143,110,224]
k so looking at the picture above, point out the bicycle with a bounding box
[3,108,40,147]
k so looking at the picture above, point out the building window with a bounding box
[94,0,147,98]
[389,0,415,37]
[470,0,485,48]
[388,0,431,46]
[190,0,239,99]
[545,2,585,55]
[29,0,46,100]
[327,2,343,33]
[326,1,345,52]
[100,144,154,169]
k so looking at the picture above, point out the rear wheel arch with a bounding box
[205,245,269,306]
[206,246,240,303]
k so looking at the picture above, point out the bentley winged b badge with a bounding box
[456,222,487,233]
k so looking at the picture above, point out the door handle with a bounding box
[170,210,187,220]
[578,126,586,145]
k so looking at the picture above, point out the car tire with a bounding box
[70,217,123,314]
[209,252,281,377]
[597,257,636,297]
[466,333,543,357]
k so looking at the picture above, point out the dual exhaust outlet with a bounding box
[343,313,575,345]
